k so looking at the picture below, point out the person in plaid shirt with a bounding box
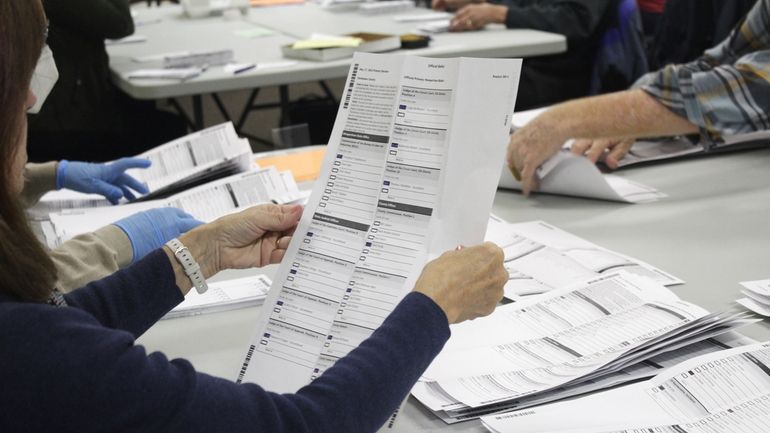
[507,0,770,195]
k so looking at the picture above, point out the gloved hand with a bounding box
[114,208,203,263]
[56,158,152,205]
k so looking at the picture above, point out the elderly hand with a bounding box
[178,204,303,281]
[56,158,151,204]
[450,3,507,31]
[571,138,635,170]
[506,120,569,195]
[114,208,203,263]
[432,0,480,11]
[413,242,507,324]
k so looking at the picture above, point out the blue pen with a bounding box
[233,63,256,74]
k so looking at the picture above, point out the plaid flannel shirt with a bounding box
[634,0,770,147]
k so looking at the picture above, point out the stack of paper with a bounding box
[29,122,253,218]
[411,272,758,423]
[128,122,252,200]
[164,275,272,319]
[43,167,300,248]
[481,341,770,432]
[485,216,682,299]
[736,279,770,316]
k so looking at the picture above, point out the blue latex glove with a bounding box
[113,208,203,263]
[56,158,152,205]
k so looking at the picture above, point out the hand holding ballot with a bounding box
[173,204,304,287]
[56,158,151,204]
[414,243,507,324]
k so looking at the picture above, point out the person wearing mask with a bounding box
[0,2,508,432]
[22,33,202,291]
[22,158,203,291]
[507,0,770,195]
[433,0,616,110]
[26,0,187,162]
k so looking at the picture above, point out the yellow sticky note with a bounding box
[292,37,362,50]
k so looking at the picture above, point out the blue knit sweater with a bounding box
[0,250,450,433]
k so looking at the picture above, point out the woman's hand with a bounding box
[170,204,303,291]
[413,242,507,324]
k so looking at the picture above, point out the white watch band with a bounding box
[166,238,208,294]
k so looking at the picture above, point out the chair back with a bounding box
[589,0,649,95]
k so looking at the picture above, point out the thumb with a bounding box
[92,179,124,204]
[250,204,303,233]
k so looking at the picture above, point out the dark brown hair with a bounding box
[0,0,58,302]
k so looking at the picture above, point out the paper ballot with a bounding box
[163,275,272,319]
[44,167,299,247]
[737,278,770,317]
[499,151,666,203]
[236,53,522,392]
[412,272,757,422]
[481,341,770,433]
[485,216,682,298]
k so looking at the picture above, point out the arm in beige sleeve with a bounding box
[21,162,58,208]
[51,225,133,292]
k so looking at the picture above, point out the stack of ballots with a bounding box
[737,279,770,317]
[40,166,301,249]
[29,120,311,248]
[412,268,758,423]
[28,122,252,220]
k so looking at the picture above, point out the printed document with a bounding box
[413,272,756,420]
[164,275,272,319]
[485,216,681,298]
[237,52,522,393]
[737,278,770,317]
[44,167,298,247]
[481,341,770,433]
[499,151,666,203]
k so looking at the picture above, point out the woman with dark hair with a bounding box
[0,1,508,431]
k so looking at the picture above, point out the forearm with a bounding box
[63,249,183,336]
[52,225,133,292]
[20,162,58,208]
[533,89,699,143]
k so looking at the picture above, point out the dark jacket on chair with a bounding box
[494,0,616,110]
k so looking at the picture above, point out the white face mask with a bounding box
[28,44,59,114]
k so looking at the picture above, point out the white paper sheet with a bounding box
[735,279,770,316]
[45,168,298,247]
[412,271,756,420]
[499,151,666,203]
[485,218,682,298]
[481,341,770,433]
[236,52,522,393]
[164,275,272,319]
